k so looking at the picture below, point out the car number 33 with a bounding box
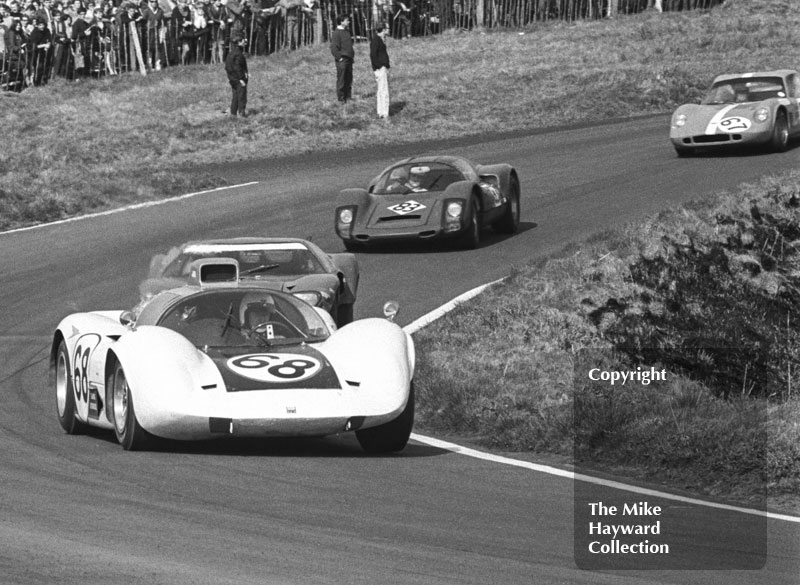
[226,354,322,382]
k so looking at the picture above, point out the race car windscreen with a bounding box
[372,162,465,194]
[162,245,325,278]
[156,290,331,347]
[702,77,786,105]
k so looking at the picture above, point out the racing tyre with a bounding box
[460,197,481,250]
[770,111,789,152]
[356,384,415,454]
[111,362,151,451]
[54,341,87,435]
[492,175,521,234]
[337,303,354,326]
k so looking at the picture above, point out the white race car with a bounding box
[50,258,415,453]
[670,69,800,156]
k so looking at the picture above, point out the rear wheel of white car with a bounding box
[356,384,415,454]
[770,111,789,152]
[111,362,150,451]
[55,341,87,435]
[492,174,521,234]
[460,197,481,250]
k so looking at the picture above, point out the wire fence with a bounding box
[0,0,724,92]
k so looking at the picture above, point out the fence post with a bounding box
[314,5,322,44]
[475,0,484,29]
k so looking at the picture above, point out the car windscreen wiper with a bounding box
[240,264,280,275]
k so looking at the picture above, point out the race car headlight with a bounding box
[338,208,353,224]
[336,206,356,238]
[446,201,463,218]
[293,290,334,310]
[442,199,465,233]
[673,113,687,127]
[293,291,321,306]
[754,107,769,123]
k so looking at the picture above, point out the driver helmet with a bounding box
[388,166,409,184]
[408,167,426,188]
[716,83,734,102]
[240,292,277,330]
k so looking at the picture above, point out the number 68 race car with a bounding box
[334,155,521,250]
[670,69,800,156]
[50,258,415,453]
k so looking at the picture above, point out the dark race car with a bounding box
[139,237,359,326]
[670,69,800,156]
[334,155,521,250]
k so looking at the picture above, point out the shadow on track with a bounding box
[342,221,537,255]
[77,425,450,458]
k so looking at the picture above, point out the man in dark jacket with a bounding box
[369,22,389,120]
[27,17,51,85]
[329,13,353,106]
[225,33,248,116]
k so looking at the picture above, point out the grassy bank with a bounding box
[414,172,800,509]
[2,0,800,230]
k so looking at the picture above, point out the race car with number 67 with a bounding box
[51,258,414,453]
[334,155,521,250]
[670,69,800,156]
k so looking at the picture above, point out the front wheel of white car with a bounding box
[55,341,87,435]
[111,362,150,451]
[356,384,415,454]
[770,111,789,152]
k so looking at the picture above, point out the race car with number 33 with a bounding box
[51,258,414,453]
[334,155,521,250]
[670,69,800,156]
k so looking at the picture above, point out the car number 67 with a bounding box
[719,116,751,132]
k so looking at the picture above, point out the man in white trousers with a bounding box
[370,22,390,120]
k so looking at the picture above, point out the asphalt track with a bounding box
[1,115,799,584]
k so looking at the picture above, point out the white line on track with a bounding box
[404,285,800,524]
[0,183,259,236]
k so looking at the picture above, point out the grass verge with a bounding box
[414,171,800,510]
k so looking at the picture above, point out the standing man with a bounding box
[225,33,248,117]
[142,0,163,70]
[27,17,51,85]
[329,13,353,108]
[369,22,389,120]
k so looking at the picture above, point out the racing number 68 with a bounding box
[73,345,91,403]
[231,355,317,380]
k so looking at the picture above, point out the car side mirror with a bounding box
[119,311,136,327]
[383,301,399,321]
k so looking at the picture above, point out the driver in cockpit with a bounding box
[240,293,279,338]
[385,166,427,193]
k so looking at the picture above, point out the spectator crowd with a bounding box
[0,0,445,91]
